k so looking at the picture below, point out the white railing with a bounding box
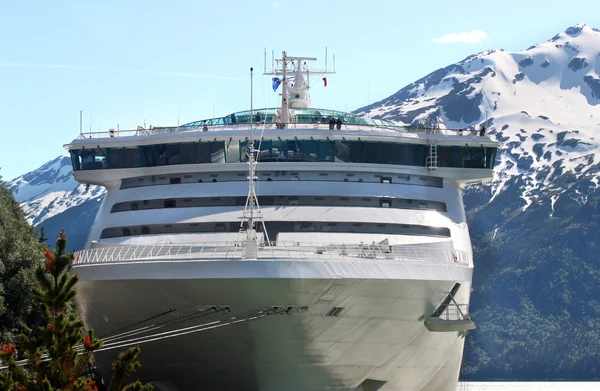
[75,123,486,139]
[73,241,470,267]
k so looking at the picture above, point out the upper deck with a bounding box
[64,107,500,185]
[68,107,493,141]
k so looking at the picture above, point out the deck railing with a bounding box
[75,123,485,140]
[73,241,470,266]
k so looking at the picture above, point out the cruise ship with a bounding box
[66,52,500,391]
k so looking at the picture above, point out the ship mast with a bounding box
[264,50,334,129]
[240,67,271,260]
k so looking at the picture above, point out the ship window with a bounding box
[170,177,181,184]
[381,177,392,184]
[210,141,226,163]
[130,202,139,210]
[181,144,196,164]
[364,142,380,163]
[380,199,392,208]
[79,149,106,170]
[141,226,150,235]
[349,142,366,163]
[122,227,131,236]
[164,200,176,208]
[164,144,182,165]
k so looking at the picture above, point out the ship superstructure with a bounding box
[66,52,500,391]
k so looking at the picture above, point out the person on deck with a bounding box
[479,125,486,137]
[202,121,208,131]
[336,118,343,130]
[231,113,237,125]
[328,117,335,130]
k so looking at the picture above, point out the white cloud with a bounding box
[432,30,488,44]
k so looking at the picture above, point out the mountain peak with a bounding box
[549,22,600,42]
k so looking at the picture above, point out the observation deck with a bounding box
[73,107,491,139]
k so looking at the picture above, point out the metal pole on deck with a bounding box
[250,67,253,131]
[79,110,82,135]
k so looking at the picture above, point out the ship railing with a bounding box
[73,241,470,266]
[438,303,471,321]
[75,123,485,139]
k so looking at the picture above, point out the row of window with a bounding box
[110,195,448,213]
[100,221,451,239]
[119,171,443,190]
[70,139,497,171]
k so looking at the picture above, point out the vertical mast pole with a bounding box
[250,67,253,131]
[280,51,289,127]
[79,110,83,136]
[248,67,255,230]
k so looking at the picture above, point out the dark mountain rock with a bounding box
[568,57,589,71]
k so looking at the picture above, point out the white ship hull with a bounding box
[75,259,472,391]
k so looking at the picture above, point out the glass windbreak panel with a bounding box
[153,144,168,166]
[287,140,302,161]
[378,143,394,164]
[334,141,350,162]
[349,142,365,163]
[140,146,157,167]
[110,148,128,169]
[79,148,109,170]
[80,149,106,170]
[271,139,287,161]
[226,139,241,163]
[438,146,457,167]
[364,142,380,164]
[197,142,211,163]
[301,140,318,162]
[461,147,485,168]
[165,144,182,165]
[126,148,139,168]
[70,150,81,171]
[210,141,225,163]
[405,144,424,166]
[257,140,273,162]
[181,143,196,164]
[239,141,250,163]
[482,147,498,169]
[318,140,335,162]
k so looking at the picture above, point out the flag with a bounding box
[322,77,327,87]
[272,77,281,92]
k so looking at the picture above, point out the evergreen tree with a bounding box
[0,230,153,391]
[0,175,43,342]
[38,227,48,245]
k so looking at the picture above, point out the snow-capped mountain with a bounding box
[7,156,105,226]
[5,156,104,249]
[356,22,600,213]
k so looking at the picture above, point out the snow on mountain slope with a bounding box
[355,23,600,211]
[6,156,105,226]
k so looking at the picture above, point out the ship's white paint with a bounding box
[66,53,499,389]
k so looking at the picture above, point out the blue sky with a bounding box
[1,0,598,180]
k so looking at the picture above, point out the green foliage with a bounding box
[462,184,600,380]
[0,178,44,342]
[0,231,153,391]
